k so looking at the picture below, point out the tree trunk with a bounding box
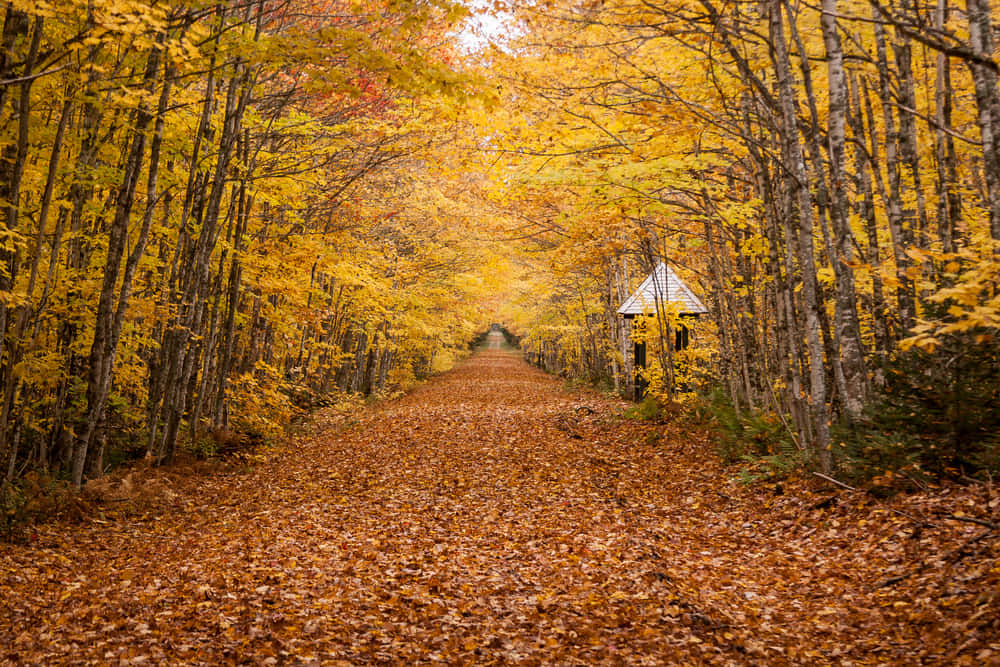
[0,15,45,472]
[212,163,251,430]
[966,0,1000,242]
[770,0,832,471]
[933,0,961,253]
[0,12,41,379]
[892,38,930,247]
[873,16,916,328]
[157,37,255,463]
[848,73,889,361]
[73,43,165,489]
[819,0,867,419]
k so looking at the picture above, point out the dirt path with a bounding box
[2,346,997,664]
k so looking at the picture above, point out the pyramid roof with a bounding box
[617,262,709,317]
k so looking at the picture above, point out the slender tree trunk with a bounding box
[966,0,1000,241]
[819,0,867,419]
[212,171,250,429]
[848,73,889,361]
[933,0,961,253]
[770,0,832,471]
[0,16,47,473]
[73,44,165,489]
[157,34,255,462]
[787,2,850,422]
[892,38,930,246]
[0,13,41,383]
[0,95,70,476]
[873,17,916,329]
[189,198,235,444]
[0,7,31,115]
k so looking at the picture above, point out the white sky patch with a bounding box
[456,0,520,53]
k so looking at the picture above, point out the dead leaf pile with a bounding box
[2,347,998,664]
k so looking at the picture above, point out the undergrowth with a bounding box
[690,318,1000,489]
[563,372,617,396]
[687,388,805,483]
[1,473,82,542]
[623,394,683,423]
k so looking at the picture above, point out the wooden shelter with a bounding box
[617,262,709,399]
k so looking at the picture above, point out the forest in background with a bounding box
[0,0,999,502]
[0,0,514,493]
[490,0,1000,482]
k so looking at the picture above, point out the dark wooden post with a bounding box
[675,323,690,351]
[634,339,648,400]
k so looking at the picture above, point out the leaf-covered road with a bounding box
[3,339,998,664]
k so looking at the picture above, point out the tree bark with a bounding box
[770,0,832,471]
[819,0,867,420]
[73,43,165,489]
[848,73,889,361]
[155,3,256,462]
[966,0,1000,241]
[0,12,41,378]
[873,16,916,329]
[933,0,961,253]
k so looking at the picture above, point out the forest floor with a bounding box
[2,336,999,665]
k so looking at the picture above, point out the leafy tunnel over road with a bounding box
[2,339,998,664]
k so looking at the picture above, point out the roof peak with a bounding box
[617,262,708,316]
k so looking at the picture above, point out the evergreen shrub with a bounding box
[837,322,1000,481]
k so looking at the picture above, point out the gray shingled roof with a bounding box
[617,262,709,317]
